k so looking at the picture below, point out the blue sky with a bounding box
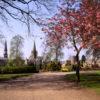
[0,19,86,60]
[0,18,44,58]
[0,15,86,61]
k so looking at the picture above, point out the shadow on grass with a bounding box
[64,72,100,93]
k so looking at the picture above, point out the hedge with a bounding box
[0,66,38,74]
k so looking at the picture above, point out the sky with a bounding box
[0,0,86,60]
[0,19,86,61]
[0,19,45,58]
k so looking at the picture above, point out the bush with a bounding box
[81,62,92,70]
[46,61,61,71]
[0,66,38,74]
[61,64,72,72]
[61,66,69,72]
[72,62,93,71]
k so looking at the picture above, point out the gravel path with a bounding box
[0,72,100,100]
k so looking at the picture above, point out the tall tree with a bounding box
[44,36,64,61]
[43,21,65,61]
[4,40,8,59]
[42,0,100,82]
[10,35,24,59]
[0,34,5,44]
[86,48,100,65]
[42,48,53,62]
[43,44,63,62]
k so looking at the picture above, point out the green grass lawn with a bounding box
[0,73,32,81]
[65,70,100,93]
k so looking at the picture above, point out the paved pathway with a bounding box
[0,72,100,100]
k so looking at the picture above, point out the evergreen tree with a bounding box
[4,40,8,59]
[33,41,37,59]
[81,55,86,63]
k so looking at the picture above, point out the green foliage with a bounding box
[0,66,38,74]
[45,61,61,71]
[10,35,24,59]
[7,57,25,67]
[7,60,15,67]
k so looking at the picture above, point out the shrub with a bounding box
[0,66,38,74]
[81,62,92,70]
[46,61,61,71]
[61,64,72,72]
[61,66,69,72]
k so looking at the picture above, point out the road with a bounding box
[0,72,100,100]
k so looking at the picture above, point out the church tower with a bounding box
[29,41,38,61]
[4,40,8,59]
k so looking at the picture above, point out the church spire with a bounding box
[4,40,8,59]
[32,41,37,59]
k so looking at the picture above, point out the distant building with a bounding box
[27,41,43,70]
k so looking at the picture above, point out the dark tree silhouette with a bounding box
[0,0,56,24]
[81,55,86,63]
[4,40,8,59]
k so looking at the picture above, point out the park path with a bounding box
[0,72,100,100]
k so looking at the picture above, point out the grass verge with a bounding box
[65,70,100,94]
[0,73,32,81]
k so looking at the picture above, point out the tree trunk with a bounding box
[75,54,80,83]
